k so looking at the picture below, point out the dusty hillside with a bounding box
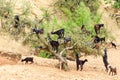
[0,34,30,55]
[0,48,120,80]
[99,0,120,44]
[0,0,55,55]
[14,0,55,17]
[0,0,120,80]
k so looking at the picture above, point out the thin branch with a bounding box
[60,42,78,56]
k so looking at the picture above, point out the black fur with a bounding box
[75,53,88,71]
[111,42,117,49]
[51,28,64,39]
[21,57,34,64]
[64,37,71,47]
[48,34,59,52]
[14,15,20,28]
[103,48,109,72]
[64,37,71,44]
[100,37,105,42]
[32,28,44,35]
[94,24,104,34]
[94,35,105,43]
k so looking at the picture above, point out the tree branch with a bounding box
[60,42,78,56]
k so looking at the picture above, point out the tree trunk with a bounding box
[37,39,78,70]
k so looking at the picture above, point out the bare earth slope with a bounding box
[0,0,120,80]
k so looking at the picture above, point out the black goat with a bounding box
[94,24,104,34]
[111,42,117,49]
[21,57,34,64]
[32,28,44,35]
[64,37,71,44]
[93,35,105,44]
[75,53,88,71]
[48,34,59,52]
[64,37,71,47]
[109,66,117,76]
[100,37,105,42]
[51,28,64,39]
[103,48,109,72]
[14,15,20,28]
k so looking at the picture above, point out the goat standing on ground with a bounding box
[109,66,117,76]
[102,48,109,72]
[51,28,64,39]
[48,34,59,53]
[94,24,104,34]
[75,53,88,71]
[21,57,34,64]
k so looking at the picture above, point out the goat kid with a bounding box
[109,66,117,76]
[103,48,109,72]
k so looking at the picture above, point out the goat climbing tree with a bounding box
[37,37,78,70]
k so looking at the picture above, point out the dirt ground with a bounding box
[0,48,120,80]
[0,0,120,80]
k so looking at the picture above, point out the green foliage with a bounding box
[60,2,101,36]
[54,1,105,56]
[60,8,72,18]
[104,0,120,10]
[55,1,102,36]
[104,0,113,4]
[113,2,120,9]
[108,0,120,9]
[38,51,53,58]
[21,1,31,16]
[0,0,15,18]
[0,0,109,58]
[73,2,92,26]
[85,0,101,14]
[55,0,101,14]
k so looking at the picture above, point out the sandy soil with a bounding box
[0,48,120,80]
[0,0,120,80]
